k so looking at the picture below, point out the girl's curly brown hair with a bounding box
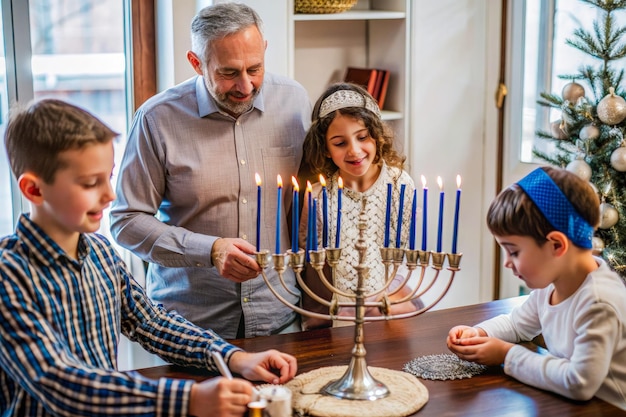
[302,82,405,178]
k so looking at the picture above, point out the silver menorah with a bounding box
[255,198,462,401]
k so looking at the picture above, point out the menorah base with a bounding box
[321,356,389,400]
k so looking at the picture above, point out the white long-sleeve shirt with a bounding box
[477,258,626,410]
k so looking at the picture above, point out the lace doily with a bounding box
[403,354,487,380]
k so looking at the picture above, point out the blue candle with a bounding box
[275,175,283,254]
[312,198,318,251]
[336,177,343,248]
[320,175,328,248]
[421,176,428,251]
[255,173,262,252]
[452,175,462,254]
[395,184,406,248]
[384,183,392,247]
[409,188,417,250]
[436,176,444,253]
[292,177,299,253]
[306,181,312,261]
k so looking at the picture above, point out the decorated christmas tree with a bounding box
[534,0,626,279]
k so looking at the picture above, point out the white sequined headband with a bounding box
[318,89,382,119]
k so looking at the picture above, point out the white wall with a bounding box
[409,0,501,308]
[155,0,200,88]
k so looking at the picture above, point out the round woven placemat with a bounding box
[285,365,428,417]
[403,354,487,380]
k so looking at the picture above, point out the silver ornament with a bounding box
[610,147,626,172]
[599,203,619,229]
[561,81,585,102]
[566,158,592,181]
[550,119,569,139]
[579,124,600,141]
[597,87,626,125]
[592,236,604,256]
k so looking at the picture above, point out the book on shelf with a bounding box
[375,69,390,110]
[343,67,390,110]
[344,67,378,96]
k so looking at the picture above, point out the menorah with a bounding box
[254,197,462,402]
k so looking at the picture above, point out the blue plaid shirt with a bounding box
[0,214,241,416]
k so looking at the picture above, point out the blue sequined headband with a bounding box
[517,168,594,248]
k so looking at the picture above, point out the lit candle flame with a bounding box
[306,180,313,193]
[319,174,326,187]
[277,174,283,188]
[292,176,299,192]
[456,174,462,189]
[338,177,344,189]
[421,175,427,188]
[255,173,262,186]
[437,176,443,190]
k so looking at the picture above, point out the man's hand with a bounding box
[212,238,261,282]
[228,350,298,385]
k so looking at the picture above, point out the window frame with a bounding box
[130,0,156,111]
[1,0,35,223]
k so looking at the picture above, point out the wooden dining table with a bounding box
[136,296,626,416]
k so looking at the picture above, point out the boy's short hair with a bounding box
[4,98,118,184]
[487,166,600,247]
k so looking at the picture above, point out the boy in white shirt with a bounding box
[447,166,626,410]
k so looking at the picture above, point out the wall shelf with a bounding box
[293,10,405,21]
[234,0,410,148]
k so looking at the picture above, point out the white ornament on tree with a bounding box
[599,202,619,229]
[566,157,592,181]
[610,146,626,172]
[597,87,626,125]
[579,124,600,141]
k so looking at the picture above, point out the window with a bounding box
[517,0,626,163]
[0,0,160,370]
[0,0,131,236]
